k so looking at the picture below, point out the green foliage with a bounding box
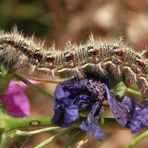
[112,81,141,99]
[112,81,127,98]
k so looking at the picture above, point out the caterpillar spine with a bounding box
[0,28,147,102]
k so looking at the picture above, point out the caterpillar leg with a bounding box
[123,66,137,84]
[104,60,122,77]
[137,76,148,103]
[122,66,148,103]
[73,67,86,79]
[95,62,107,77]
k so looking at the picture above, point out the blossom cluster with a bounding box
[52,78,148,140]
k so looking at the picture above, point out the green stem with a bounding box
[126,88,141,97]
[2,117,52,131]
[14,73,54,101]
[3,116,146,132]
[4,117,121,131]
[34,128,73,148]
[0,117,145,134]
[9,127,60,138]
[66,131,86,148]
[127,130,148,148]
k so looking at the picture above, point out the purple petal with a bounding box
[5,79,37,95]
[127,103,148,133]
[53,78,107,139]
[80,101,104,140]
[0,80,33,117]
[52,104,79,127]
[105,86,132,126]
[5,80,28,95]
[73,94,94,111]
[105,85,148,132]
[54,82,71,100]
[55,79,89,99]
[80,121,104,140]
[53,79,95,127]
[2,91,30,117]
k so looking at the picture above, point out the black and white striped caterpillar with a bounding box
[0,28,147,101]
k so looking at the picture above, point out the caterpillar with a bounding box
[0,28,147,102]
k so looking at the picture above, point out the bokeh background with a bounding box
[0,0,148,147]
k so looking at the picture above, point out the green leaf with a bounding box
[112,81,127,98]
[112,81,141,99]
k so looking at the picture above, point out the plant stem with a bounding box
[66,131,86,148]
[9,127,60,138]
[126,88,141,97]
[14,73,54,101]
[2,116,146,132]
[2,117,52,131]
[127,130,148,148]
[34,128,73,148]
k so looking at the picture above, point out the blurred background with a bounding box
[0,0,147,147]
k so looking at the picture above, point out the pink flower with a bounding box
[1,80,30,117]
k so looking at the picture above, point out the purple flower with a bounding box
[105,86,148,133]
[80,101,104,140]
[1,80,30,117]
[52,78,148,140]
[52,79,105,139]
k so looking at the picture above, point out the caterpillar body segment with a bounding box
[0,29,147,101]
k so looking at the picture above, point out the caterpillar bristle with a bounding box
[0,28,147,102]
[95,63,108,77]
[123,66,137,84]
[141,49,148,58]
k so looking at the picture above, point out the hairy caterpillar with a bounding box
[0,28,147,102]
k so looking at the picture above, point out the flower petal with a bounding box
[105,86,132,126]
[5,80,28,95]
[2,91,30,117]
[127,103,148,133]
[52,104,79,127]
[53,78,107,139]
[80,101,104,140]
[105,85,148,132]
[53,79,94,127]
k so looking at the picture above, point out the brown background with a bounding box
[0,0,147,147]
